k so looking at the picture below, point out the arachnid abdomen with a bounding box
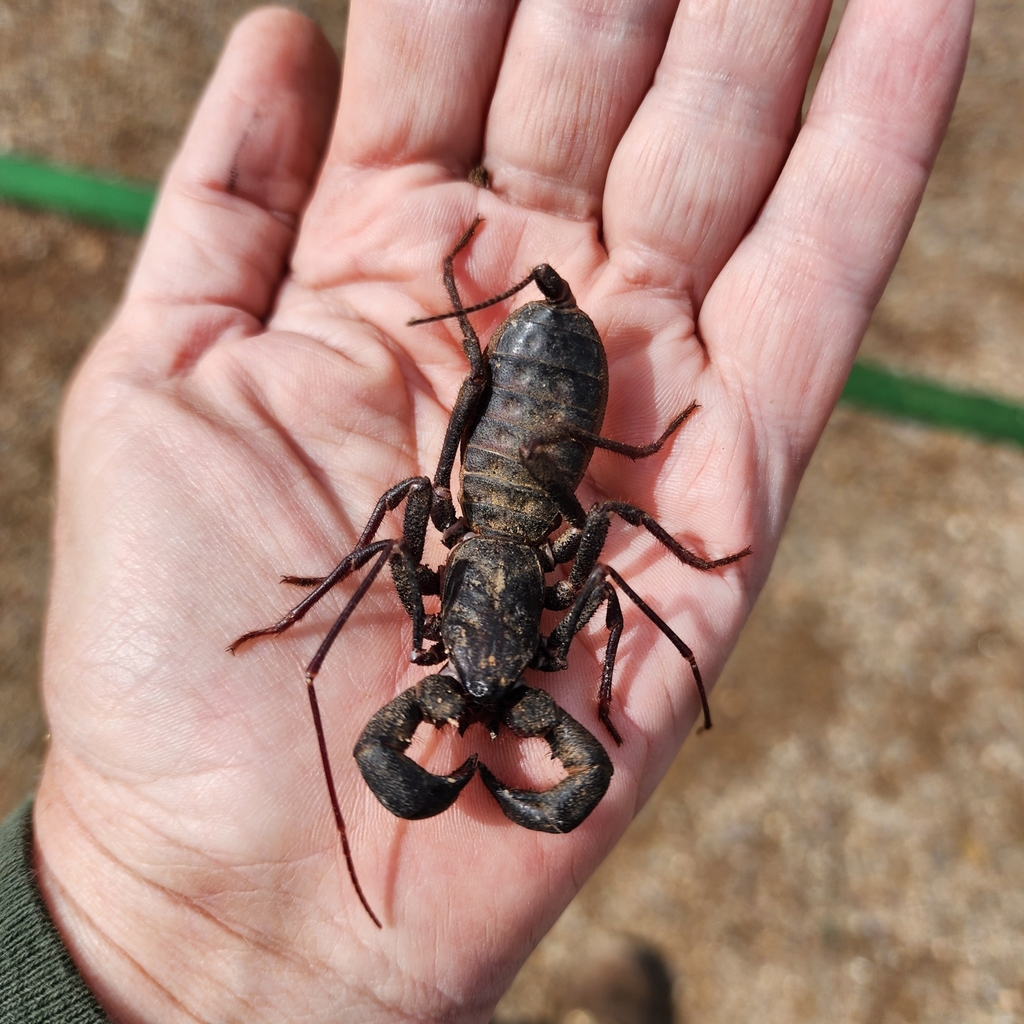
[460,301,608,543]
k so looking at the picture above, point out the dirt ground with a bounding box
[2,3,1022,1022]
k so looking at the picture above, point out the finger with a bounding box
[482,0,678,221]
[113,9,339,368]
[602,0,832,303]
[705,0,972,455]
[327,0,516,173]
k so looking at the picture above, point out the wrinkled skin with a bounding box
[33,2,971,1022]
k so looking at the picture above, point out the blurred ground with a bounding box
[1,3,1022,1022]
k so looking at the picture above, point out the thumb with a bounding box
[101,8,339,380]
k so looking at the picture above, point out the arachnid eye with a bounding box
[465,679,490,699]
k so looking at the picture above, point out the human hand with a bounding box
[34,2,971,1021]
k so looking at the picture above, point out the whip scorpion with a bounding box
[231,220,750,925]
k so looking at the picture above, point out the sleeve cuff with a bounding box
[0,797,111,1023]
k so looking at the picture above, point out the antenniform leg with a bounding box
[478,687,613,834]
[353,675,478,820]
[228,476,433,652]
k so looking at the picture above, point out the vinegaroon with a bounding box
[230,220,750,926]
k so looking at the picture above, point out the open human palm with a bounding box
[32,2,970,1022]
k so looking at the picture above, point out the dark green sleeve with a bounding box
[0,799,111,1023]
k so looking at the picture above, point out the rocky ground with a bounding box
[2,3,1022,1022]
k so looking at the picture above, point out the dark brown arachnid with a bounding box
[231,220,750,926]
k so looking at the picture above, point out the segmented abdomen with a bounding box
[461,301,608,543]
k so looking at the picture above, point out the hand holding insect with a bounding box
[230,217,753,928]
[33,2,971,1022]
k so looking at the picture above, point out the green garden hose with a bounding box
[3,152,1022,450]
[0,153,153,232]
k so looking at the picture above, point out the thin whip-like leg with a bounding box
[524,401,700,464]
[541,569,625,744]
[604,564,712,730]
[544,559,712,733]
[542,500,750,613]
[519,406,699,532]
[228,477,432,652]
[303,543,397,930]
[304,543,395,682]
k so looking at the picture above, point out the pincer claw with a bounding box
[478,686,613,833]
[354,676,477,820]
